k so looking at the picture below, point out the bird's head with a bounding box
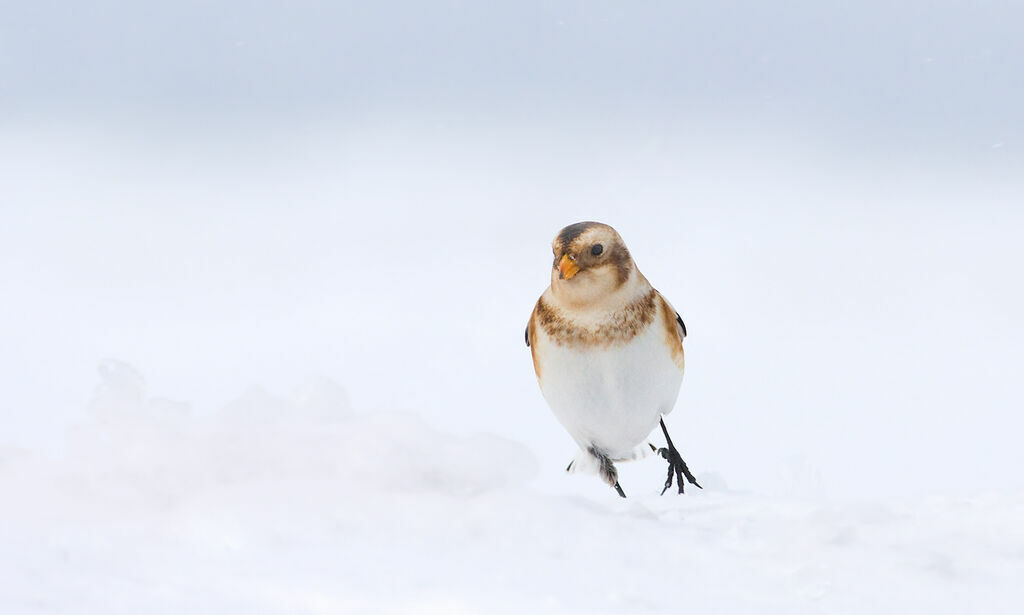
[549,221,636,304]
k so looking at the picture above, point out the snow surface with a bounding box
[2,117,1022,612]
[2,118,1023,611]
[2,361,1022,614]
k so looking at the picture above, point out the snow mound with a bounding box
[39,361,538,520]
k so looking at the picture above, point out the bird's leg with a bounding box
[589,446,626,498]
[657,417,701,495]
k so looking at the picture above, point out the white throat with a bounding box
[549,265,651,317]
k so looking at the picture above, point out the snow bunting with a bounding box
[525,221,700,497]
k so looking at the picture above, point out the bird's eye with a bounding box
[591,244,604,256]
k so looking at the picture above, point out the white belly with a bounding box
[536,321,683,459]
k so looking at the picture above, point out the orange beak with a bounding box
[558,254,580,280]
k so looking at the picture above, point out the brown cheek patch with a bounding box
[536,290,658,349]
[611,246,632,287]
[658,295,686,369]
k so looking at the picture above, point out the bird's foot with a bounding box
[657,445,701,495]
[589,446,627,498]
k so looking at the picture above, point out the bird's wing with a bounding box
[525,305,543,378]
[525,301,538,347]
[656,291,687,343]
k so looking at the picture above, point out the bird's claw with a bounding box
[613,481,626,498]
[658,446,702,495]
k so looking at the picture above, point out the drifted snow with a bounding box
[1,363,1021,614]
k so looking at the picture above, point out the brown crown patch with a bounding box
[534,289,658,349]
[556,221,602,251]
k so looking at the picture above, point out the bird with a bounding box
[525,221,700,497]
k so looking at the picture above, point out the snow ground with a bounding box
[2,361,1022,614]
[2,119,1023,612]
